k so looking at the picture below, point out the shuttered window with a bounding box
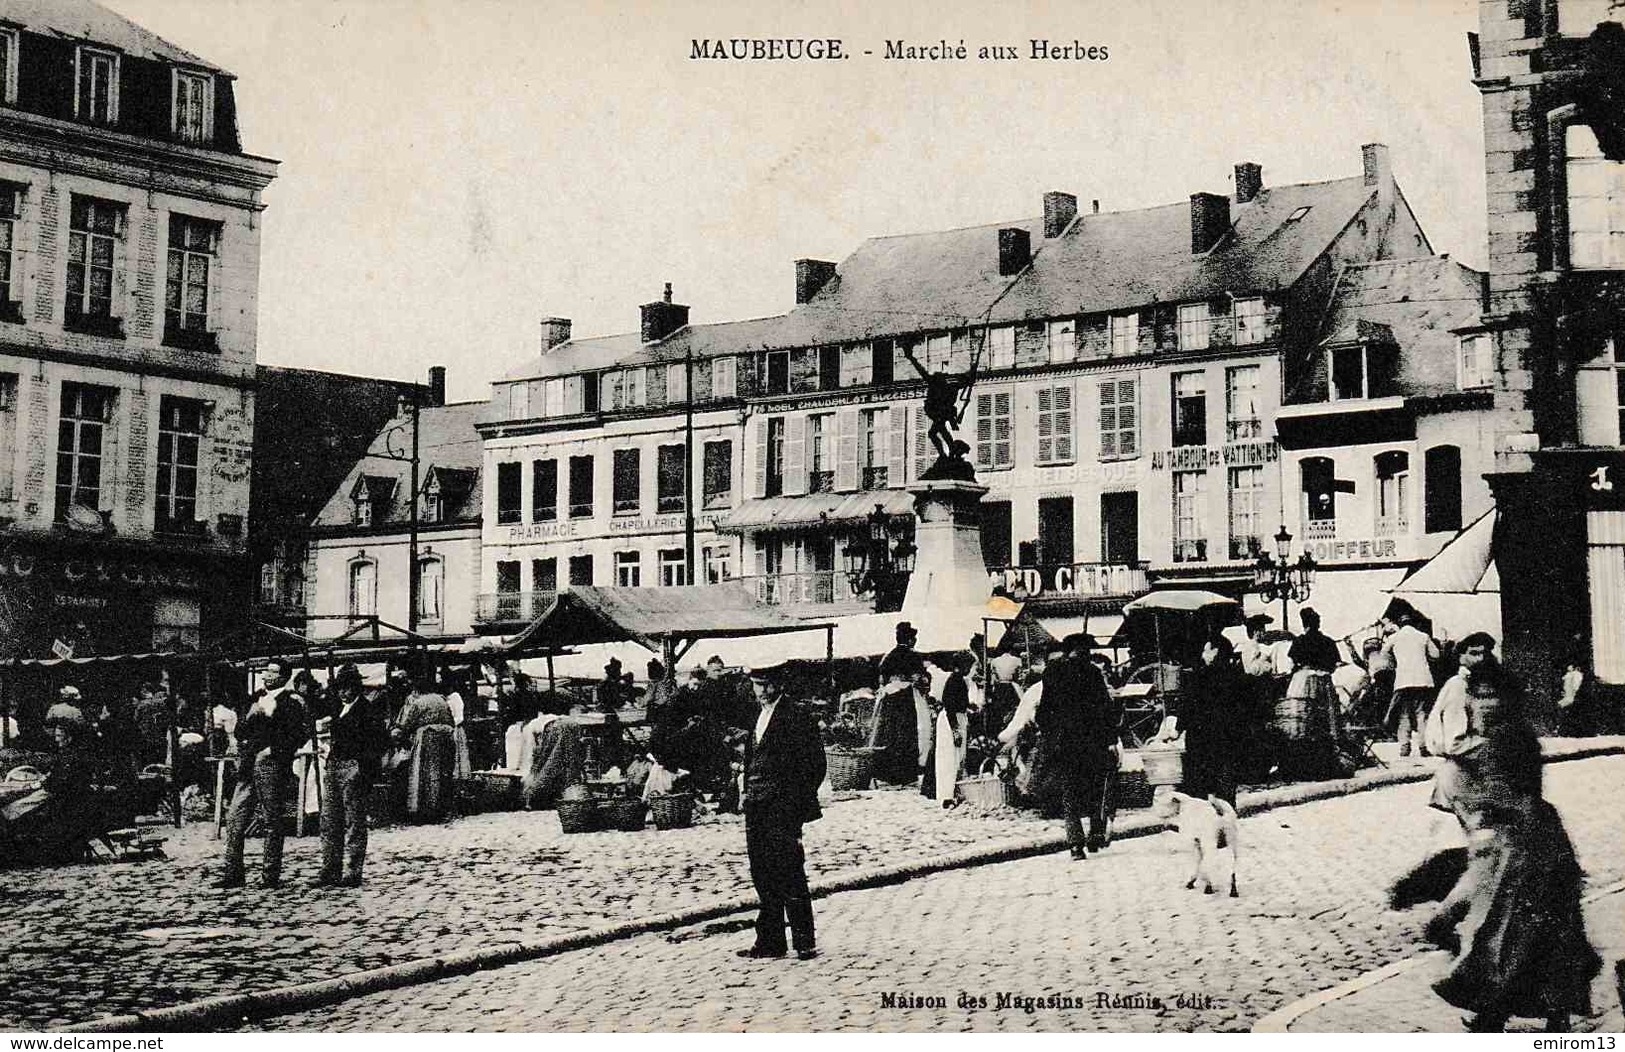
[1098,379,1138,460]
[1035,384,1074,465]
[975,391,1013,470]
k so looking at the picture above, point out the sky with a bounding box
[102,0,1488,404]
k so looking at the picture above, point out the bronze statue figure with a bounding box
[902,338,980,482]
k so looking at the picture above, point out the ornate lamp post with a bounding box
[376,391,422,633]
[1253,524,1316,628]
[843,504,916,613]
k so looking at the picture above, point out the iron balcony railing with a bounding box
[475,590,558,624]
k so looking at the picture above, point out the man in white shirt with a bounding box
[1382,613,1441,758]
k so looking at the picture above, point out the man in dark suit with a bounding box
[218,659,307,889]
[313,664,389,888]
[1037,634,1123,861]
[739,662,826,961]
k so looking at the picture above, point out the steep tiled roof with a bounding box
[1316,256,1484,396]
[8,0,226,72]
[313,401,485,529]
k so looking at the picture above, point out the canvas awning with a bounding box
[1388,510,1501,641]
[715,489,915,533]
[505,583,835,656]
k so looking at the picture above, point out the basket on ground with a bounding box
[1115,768,1155,809]
[603,797,647,832]
[557,798,602,834]
[649,792,695,829]
[457,771,521,814]
[956,756,1015,808]
[824,747,875,792]
[1140,748,1185,786]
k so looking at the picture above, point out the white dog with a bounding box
[1154,787,1240,897]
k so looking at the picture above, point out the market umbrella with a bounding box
[1122,590,1238,614]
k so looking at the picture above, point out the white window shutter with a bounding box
[783,413,807,496]
[1578,367,1620,446]
[913,405,931,480]
[886,408,906,487]
[751,415,768,498]
[975,394,992,469]
[1055,384,1073,462]
[1122,380,1139,456]
[835,407,858,492]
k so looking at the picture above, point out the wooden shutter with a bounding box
[1119,379,1139,457]
[835,407,859,492]
[783,413,807,495]
[750,415,768,498]
[205,224,223,336]
[913,405,931,480]
[994,391,1013,467]
[111,206,129,323]
[887,407,906,488]
[1036,387,1055,463]
[975,394,992,469]
[1098,382,1117,459]
[1054,384,1073,462]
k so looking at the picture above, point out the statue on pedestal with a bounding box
[902,339,980,482]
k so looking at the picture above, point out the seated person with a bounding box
[1,720,100,864]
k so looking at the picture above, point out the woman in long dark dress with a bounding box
[1421,633,1600,1033]
[1180,633,1242,806]
[1279,607,1344,781]
[870,669,923,785]
[921,654,971,805]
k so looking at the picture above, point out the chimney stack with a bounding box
[640,283,690,344]
[1043,191,1077,238]
[795,259,837,304]
[998,227,1031,276]
[427,366,446,407]
[1361,143,1391,188]
[1234,162,1263,204]
[539,317,572,352]
[1189,192,1231,254]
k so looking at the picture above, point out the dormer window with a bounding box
[75,47,119,125]
[353,492,371,526]
[0,28,19,106]
[172,69,214,144]
[1457,333,1494,390]
[1327,339,1400,401]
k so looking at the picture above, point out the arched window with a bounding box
[1424,445,1462,534]
[1375,451,1410,537]
[348,557,377,618]
[417,555,444,623]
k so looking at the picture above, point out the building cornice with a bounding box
[307,519,482,542]
[0,336,255,388]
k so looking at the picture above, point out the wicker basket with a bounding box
[956,772,1015,808]
[457,771,521,814]
[1116,768,1155,809]
[1140,748,1185,786]
[603,797,647,832]
[557,798,603,834]
[825,747,875,792]
[649,792,695,830]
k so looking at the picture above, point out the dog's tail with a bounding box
[1208,795,1239,825]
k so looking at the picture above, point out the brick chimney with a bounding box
[427,366,446,407]
[1189,192,1231,254]
[795,259,837,304]
[1043,191,1077,238]
[1362,142,1394,218]
[998,227,1031,276]
[1234,162,1263,204]
[640,283,689,344]
[539,317,572,351]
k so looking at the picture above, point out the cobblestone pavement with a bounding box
[0,784,1065,1030]
[260,755,1625,1033]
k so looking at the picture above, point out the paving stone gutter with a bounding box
[62,738,1625,1033]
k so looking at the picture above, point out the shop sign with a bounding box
[1150,440,1278,472]
[1306,538,1400,562]
[1582,454,1625,511]
[988,563,1147,599]
[506,521,581,542]
[0,551,202,592]
[607,512,720,534]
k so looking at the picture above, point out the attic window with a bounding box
[74,47,119,125]
[1286,206,1311,223]
[353,492,372,526]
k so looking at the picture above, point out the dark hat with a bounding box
[604,657,622,673]
[1244,613,1274,627]
[896,621,918,641]
[747,660,790,682]
[1061,632,1093,652]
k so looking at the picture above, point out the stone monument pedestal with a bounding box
[901,477,992,615]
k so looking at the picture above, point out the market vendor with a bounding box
[1,718,100,864]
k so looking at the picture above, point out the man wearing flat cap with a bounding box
[738,661,826,961]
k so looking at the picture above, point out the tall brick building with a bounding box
[0,0,277,657]
[1474,0,1625,716]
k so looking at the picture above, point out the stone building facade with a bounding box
[0,0,276,657]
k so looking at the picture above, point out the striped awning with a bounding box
[716,489,915,533]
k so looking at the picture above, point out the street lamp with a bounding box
[843,504,915,613]
[1252,524,1316,627]
[377,390,422,634]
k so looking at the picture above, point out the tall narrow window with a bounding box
[703,544,734,584]
[417,556,444,622]
[1457,333,1494,390]
[75,47,118,124]
[0,182,21,318]
[0,373,16,501]
[1567,124,1625,270]
[1178,303,1210,351]
[1375,450,1410,537]
[1172,470,1208,563]
[1047,319,1076,363]
[1225,365,1262,441]
[66,197,125,333]
[860,408,889,490]
[657,444,686,513]
[1228,466,1264,559]
[615,550,641,587]
[711,356,736,399]
[349,559,378,618]
[924,333,953,371]
[808,413,835,492]
[840,344,873,386]
[1099,379,1139,460]
[765,417,785,497]
[1110,313,1137,357]
[0,29,17,106]
[1424,445,1463,535]
[612,448,641,514]
[665,362,687,404]
[703,440,732,508]
[166,215,219,348]
[659,548,688,587]
[532,459,558,521]
[496,461,521,524]
[56,383,112,520]
[975,391,1014,470]
[1233,298,1266,345]
[1302,456,1338,530]
[568,454,594,518]
[1172,371,1207,447]
[988,326,1015,369]
[156,396,204,530]
[533,557,558,595]
[172,69,214,143]
[1035,384,1074,465]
